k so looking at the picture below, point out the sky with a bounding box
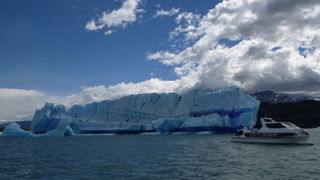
[1,0,320,121]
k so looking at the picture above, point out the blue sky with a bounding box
[1,0,320,121]
[0,0,216,95]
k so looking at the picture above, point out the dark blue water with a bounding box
[1,129,320,180]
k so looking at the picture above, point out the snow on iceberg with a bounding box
[31,86,260,134]
[2,119,74,137]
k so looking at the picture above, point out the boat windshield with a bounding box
[282,122,297,127]
[265,123,286,128]
[263,119,273,122]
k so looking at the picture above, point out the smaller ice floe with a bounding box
[2,123,36,137]
[1,119,74,137]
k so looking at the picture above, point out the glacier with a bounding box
[31,86,260,134]
[2,119,74,137]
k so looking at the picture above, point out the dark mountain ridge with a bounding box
[251,90,295,103]
[250,90,317,103]
[257,100,320,128]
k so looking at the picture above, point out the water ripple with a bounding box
[0,128,319,180]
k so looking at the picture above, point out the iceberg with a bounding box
[31,103,67,134]
[38,118,74,137]
[2,123,36,137]
[2,119,74,137]
[31,86,260,134]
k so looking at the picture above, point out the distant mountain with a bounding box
[287,94,315,102]
[258,100,320,128]
[250,90,316,103]
[251,92,320,128]
[250,90,294,103]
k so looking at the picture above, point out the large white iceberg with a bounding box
[31,86,260,134]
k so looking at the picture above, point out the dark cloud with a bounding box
[265,0,319,14]
[244,44,269,60]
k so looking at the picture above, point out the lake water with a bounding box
[0,129,320,180]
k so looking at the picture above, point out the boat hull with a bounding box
[231,135,309,144]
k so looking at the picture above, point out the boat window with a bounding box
[264,119,272,122]
[282,122,296,127]
[266,123,286,128]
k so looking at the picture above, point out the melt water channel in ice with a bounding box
[0,128,320,180]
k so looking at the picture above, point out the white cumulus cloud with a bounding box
[0,79,194,121]
[104,30,115,35]
[0,89,57,121]
[149,0,320,94]
[3,0,320,122]
[85,0,143,33]
[154,7,180,17]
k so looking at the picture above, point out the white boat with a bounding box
[231,118,310,144]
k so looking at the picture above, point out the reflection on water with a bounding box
[0,128,319,180]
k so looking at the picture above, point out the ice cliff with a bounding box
[31,86,260,134]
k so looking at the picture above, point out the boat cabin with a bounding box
[254,118,286,129]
